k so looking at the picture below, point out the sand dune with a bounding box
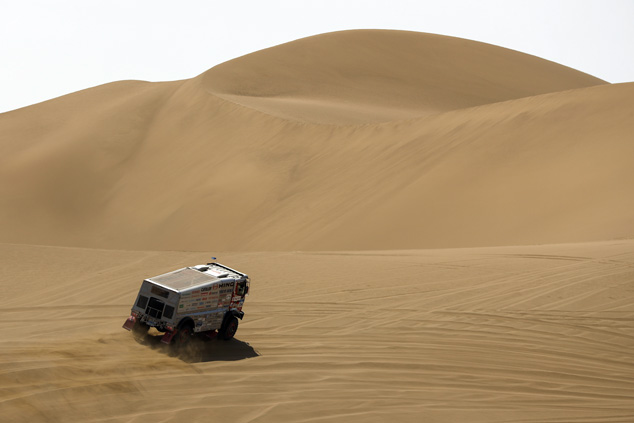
[204,30,606,124]
[0,30,627,252]
[0,64,631,251]
[1,241,633,423]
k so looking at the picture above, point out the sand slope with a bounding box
[2,30,629,252]
[0,241,633,423]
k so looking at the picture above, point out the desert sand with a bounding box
[1,241,633,423]
[0,30,633,422]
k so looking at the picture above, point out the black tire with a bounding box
[173,323,194,351]
[220,315,239,340]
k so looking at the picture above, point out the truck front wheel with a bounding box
[220,316,239,340]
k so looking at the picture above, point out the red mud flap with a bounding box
[122,315,137,331]
[161,330,177,345]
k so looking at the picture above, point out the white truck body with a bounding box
[123,262,249,343]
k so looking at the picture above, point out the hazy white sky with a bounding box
[1,0,633,113]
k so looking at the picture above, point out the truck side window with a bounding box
[237,281,246,296]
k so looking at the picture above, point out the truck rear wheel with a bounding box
[220,316,239,340]
[173,323,194,350]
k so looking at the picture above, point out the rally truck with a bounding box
[122,261,249,347]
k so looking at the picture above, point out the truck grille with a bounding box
[146,297,165,319]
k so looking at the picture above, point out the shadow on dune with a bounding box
[133,331,260,363]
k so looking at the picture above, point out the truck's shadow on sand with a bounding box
[133,332,260,363]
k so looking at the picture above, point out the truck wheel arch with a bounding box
[177,317,195,330]
[220,311,243,329]
[229,310,244,320]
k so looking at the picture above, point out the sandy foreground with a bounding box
[0,240,632,423]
